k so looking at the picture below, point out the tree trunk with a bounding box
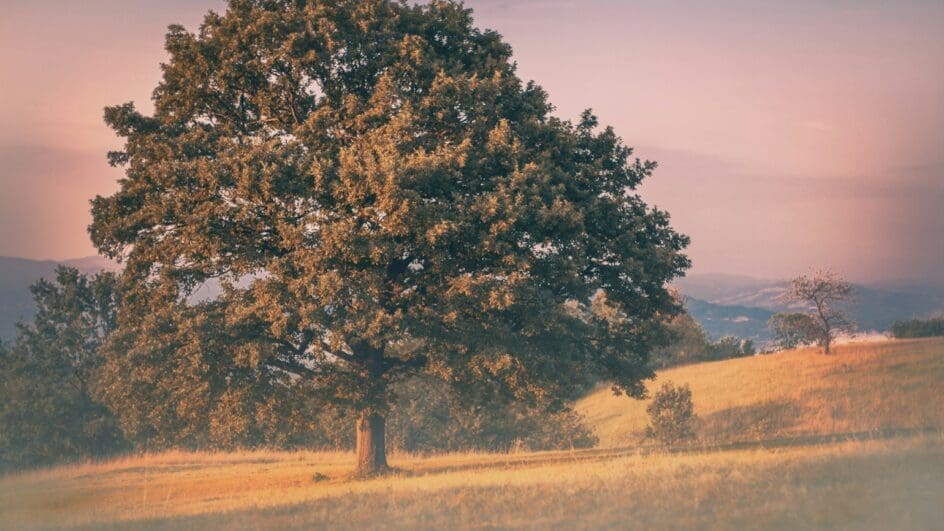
[355,412,388,476]
[824,337,831,354]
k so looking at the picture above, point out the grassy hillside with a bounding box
[1,338,942,529]
[576,337,944,447]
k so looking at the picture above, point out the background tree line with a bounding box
[650,308,755,369]
[888,317,944,339]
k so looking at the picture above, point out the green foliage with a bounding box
[90,0,688,465]
[706,335,755,361]
[0,268,127,471]
[96,299,324,451]
[296,376,598,453]
[889,317,944,339]
[769,312,818,350]
[94,299,599,452]
[644,381,697,445]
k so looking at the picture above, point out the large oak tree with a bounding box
[91,0,689,475]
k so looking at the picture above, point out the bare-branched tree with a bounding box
[779,270,854,354]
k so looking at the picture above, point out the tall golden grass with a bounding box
[1,338,942,529]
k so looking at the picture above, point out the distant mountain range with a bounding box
[2,257,943,345]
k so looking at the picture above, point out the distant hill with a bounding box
[677,273,944,342]
[0,256,119,341]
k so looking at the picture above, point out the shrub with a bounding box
[645,382,697,445]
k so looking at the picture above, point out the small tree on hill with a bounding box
[90,0,689,476]
[645,381,697,445]
[780,270,854,354]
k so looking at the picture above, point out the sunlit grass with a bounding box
[2,437,942,529]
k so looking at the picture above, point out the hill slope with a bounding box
[576,337,944,447]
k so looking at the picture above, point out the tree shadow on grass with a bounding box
[699,400,803,442]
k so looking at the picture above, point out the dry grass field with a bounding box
[2,338,942,530]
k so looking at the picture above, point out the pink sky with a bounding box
[1,0,942,285]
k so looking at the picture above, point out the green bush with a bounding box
[645,382,697,445]
[768,312,819,350]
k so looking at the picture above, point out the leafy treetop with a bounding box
[90,0,689,439]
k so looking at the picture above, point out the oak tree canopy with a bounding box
[91,0,689,475]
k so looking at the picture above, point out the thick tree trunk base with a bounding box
[355,412,388,477]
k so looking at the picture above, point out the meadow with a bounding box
[2,338,942,529]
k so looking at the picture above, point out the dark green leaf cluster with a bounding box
[385,376,597,453]
[95,300,320,450]
[0,269,596,469]
[300,375,598,453]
